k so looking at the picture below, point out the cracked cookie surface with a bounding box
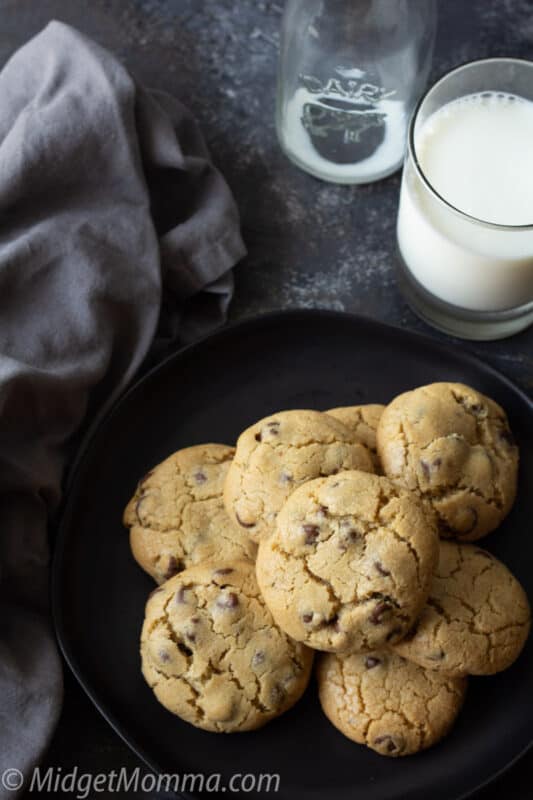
[256,471,439,653]
[327,404,385,471]
[223,409,375,543]
[376,382,518,541]
[123,444,257,584]
[141,560,314,732]
[318,649,467,756]
[394,541,531,676]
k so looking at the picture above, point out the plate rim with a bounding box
[51,308,533,800]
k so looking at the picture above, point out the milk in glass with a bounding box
[398,92,533,311]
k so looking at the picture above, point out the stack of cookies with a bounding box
[123,382,531,756]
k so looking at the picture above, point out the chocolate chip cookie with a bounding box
[394,541,531,676]
[141,560,314,732]
[123,444,256,584]
[223,409,375,543]
[318,649,467,756]
[256,470,439,653]
[327,404,385,471]
[377,382,518,541]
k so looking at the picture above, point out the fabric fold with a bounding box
[0,20,246,797]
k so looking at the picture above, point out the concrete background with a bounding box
[1,1,532,797]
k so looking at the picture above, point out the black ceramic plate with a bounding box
[52,310,533,800]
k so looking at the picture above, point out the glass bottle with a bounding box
[276,0,437,184]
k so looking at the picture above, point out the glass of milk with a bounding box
[397,58,533,340]
[276,0,437,184]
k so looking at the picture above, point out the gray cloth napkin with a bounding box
[0,20,245,795]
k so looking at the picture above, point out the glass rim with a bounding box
[408,57,533,232]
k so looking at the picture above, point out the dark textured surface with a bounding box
[0,0,530,797]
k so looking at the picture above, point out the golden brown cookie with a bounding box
[377,382,519,541]
[123,444,256,584]
[326,404,385,471]
[394,542,531,676]
[318,650,467,756]
[256,470,439,653]
[141,560,314,732]
[223,409,375,543]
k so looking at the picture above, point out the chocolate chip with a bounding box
[402,622,419,642]
[252,650,266,667]
[217,592,239,609]
[255,432,262,442]
[270,683,285,704]
[186,631,196,642]
[302,612,314,624]
[369,601,391,625]
[365,656,381,669]
[279,471,293,484]
[175,587,188,604]
[375,561,391,577]
[177,642,193,657]
[165,556,182,580]
[500,427,516,447]
[385,626,403,643]
[194,471,207,484]
[148,587,164,599]
[338,536,354,552]
[158,649,170,663]
[427,650,445,661]
[302,524,320,544]
[420,460,430,480]
[319,505,329,515]
[267,421,280,432]
[213,567,234,576]
[374,735,403,754]
[235,512,255,529]
[190,616,200,624]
